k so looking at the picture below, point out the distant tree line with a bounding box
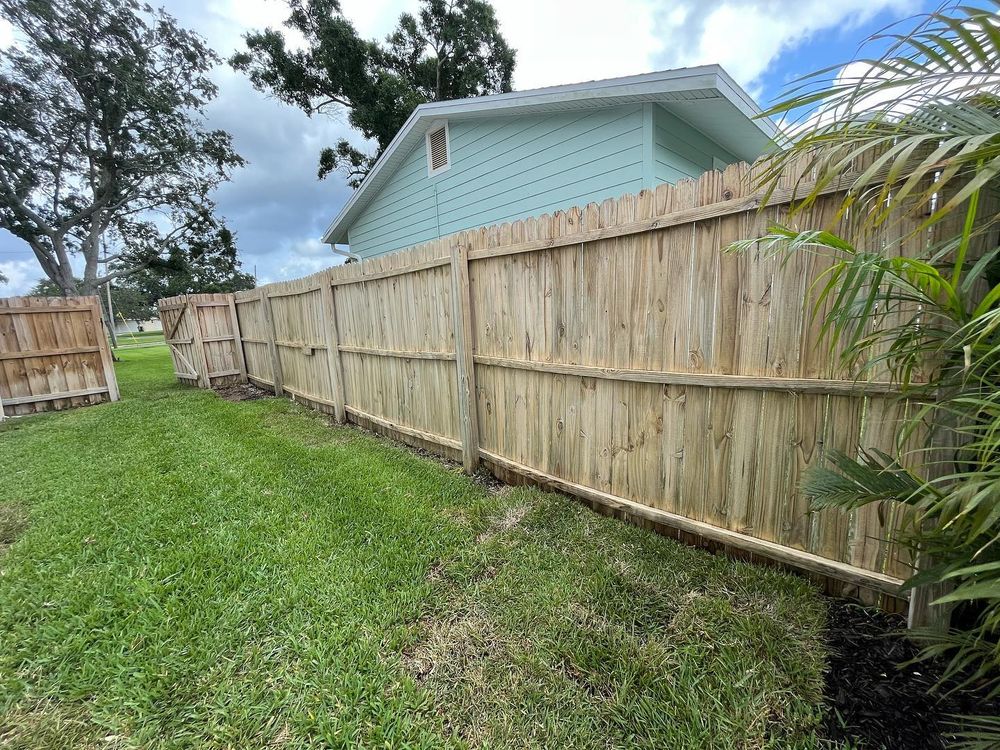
[29,238,256,321]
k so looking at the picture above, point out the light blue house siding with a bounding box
[652,105,739,183]
[346,103,736,258]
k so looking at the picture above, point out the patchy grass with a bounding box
[0,502,28,549]
[0,347,831,749]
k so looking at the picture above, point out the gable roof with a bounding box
[322,64,776,246]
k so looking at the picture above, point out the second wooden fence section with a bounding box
[158,161,951,604]
[1,295,119,418]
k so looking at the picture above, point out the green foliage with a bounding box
[737,3,1000,743]
[28,276,152,320]
[0,347,829,748]
[801,449,926,512]
[758,2,1000,234]
[0,0,244,296]
[27,229,254,320]
[232,0,516,186]
[113,225,256,305]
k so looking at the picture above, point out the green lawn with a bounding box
[114,330,165,348]
[0,347,831,749]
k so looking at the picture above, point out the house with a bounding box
[322,65,775,260]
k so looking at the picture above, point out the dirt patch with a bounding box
[821,597,1000,749]
[476,504,530,544]
[402,608,503,686]
[0,699,114,748]
[472,472,508,496]
[0,502,28,550]
[426,560,448,583]
[214,382,273,402]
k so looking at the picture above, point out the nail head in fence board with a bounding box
[226,295,249,383]
[450,245,480,473]
[261,290,284,396]
[320,279,347,423]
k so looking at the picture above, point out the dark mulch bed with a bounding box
[822,598,998,749]
[214,382,273,402]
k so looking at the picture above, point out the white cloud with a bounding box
[491,0,661,90]
[271,248,339,282]
[650,0,912,93]
[0,0,920,294]
[0,259,41,295]
[0,17,11,49]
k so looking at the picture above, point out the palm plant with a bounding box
[735,2,1000,742]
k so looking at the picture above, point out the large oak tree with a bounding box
[30,228,255,322]
[232,0,516,186]
[0,0,244,297]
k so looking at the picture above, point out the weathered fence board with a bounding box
[159,159,969,606]
[158,294,246,389]
[0,295,119,417]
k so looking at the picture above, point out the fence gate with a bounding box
[158,294,246,389]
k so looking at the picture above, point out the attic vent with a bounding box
[426,122,450,176]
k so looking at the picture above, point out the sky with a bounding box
[0,0,937,295]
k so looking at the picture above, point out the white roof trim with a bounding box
[323,64,775,245]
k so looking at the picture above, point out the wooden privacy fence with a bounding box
[0,295,119,418]
[159,160,972,606]
[159,293,247,389]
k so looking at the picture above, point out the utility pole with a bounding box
[100,239,118,350]
[105,280,118,349]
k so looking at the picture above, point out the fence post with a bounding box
[261,289,284,397]
[226,294,248,384]
[908,558,952,630]
[450,244,479,473]
[320,275,347,423]
[188,297,210,389]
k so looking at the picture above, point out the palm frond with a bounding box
[757,3,1000,233]
[803,448,926,511]
[950,714,1000,750]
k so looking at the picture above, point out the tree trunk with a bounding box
[55,267,79,297]
[44,236,81,297]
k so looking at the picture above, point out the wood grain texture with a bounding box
[157,294,244,390]
[0,295,119,417]
[156,159,934,598]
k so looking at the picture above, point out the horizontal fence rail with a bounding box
[0,295,119,418]
[158,293,247,389]
[158,157,990,611]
